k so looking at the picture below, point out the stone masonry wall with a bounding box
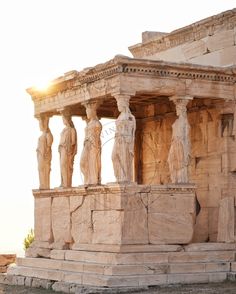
[139,99,236,242]
[31,184,196,253]
[129,10,236,67]
[148,29,236,66]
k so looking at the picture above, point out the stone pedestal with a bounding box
[6,184,203,291]
[32,183,196,248]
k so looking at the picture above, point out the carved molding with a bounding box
[129,9,236,58]
[28,56,236,102]
[27,56,236,116]
[33,183,196,198]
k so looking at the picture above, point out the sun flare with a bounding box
[34,78,52,91]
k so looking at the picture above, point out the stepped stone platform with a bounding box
[6,243,236,292]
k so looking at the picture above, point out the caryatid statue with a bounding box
[59,109,77,188]
[36,114,53,189]
[112,95,136,182]
[80,101,102,185]
[167,98,191,183]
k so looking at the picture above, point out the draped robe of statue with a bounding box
[37,128,53,189]
[80,118,102,185]
[167,114,190,183]
[112,111,136,182]
[59,120,77,188]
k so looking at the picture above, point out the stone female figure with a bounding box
[59,113,77,188]
[167,101,190,183]
[37,115,53,189]
[80,102,102,185]
[112,97,136,182]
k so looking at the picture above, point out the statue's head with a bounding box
[82,101,99,121]
[117,96,130,113]
[175,100,188,118]
[38,114,49,132]
[61,108,74,127]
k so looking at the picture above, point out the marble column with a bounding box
[167,96,192,184]
[80,101,102,185]
[58,109,77,188]
[112,94,136,183]
[36,114,53,189]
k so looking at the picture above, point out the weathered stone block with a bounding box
[92,210,123,244]
[121,193,147,211]
[35,197,52,242]
[50,250,66,260]
[208,207,219,236]
[192,208,209,243]
[18,257,61,271]
[182,39,207,59]
[90,194,122,210]
[169,262,205,274]
[206,30,235,52]
[190,50,221,65]
[52,197,72,243]
[148,213,194,244]
[69,195,84,212]
[65,250,116,265]
[71,197,92,244]
[219,46,236,66]
[25,247,51,258]
[122,209,148,244]
[205,262,230,272]
[64,272,82,283]
[148,193,196,214]
[184,243,236,251]
[168,251,235,263]
[217,197,235,243]
[167,273,209,284]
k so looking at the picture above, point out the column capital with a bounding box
[34,112,53,120]
[113,93,134,102]
[170,95,193,103]
[57,107,72,117]
[81,99,101,109]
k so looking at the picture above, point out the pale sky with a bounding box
[0,0,235,255]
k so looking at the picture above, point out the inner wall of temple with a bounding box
[135,98,236,242]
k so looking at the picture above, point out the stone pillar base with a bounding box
[32,183,197,246]
[7,183,203,291]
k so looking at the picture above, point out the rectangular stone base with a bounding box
[33,184,197,246]
[6,243,236,292]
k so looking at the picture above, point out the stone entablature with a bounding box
[129,9,236,59]
[27,56,236,116]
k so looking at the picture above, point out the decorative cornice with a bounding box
[129,9,236,58]
[32,183,196,198]
[27,55,236,102]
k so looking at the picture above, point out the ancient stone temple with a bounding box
[8,9,236,292]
